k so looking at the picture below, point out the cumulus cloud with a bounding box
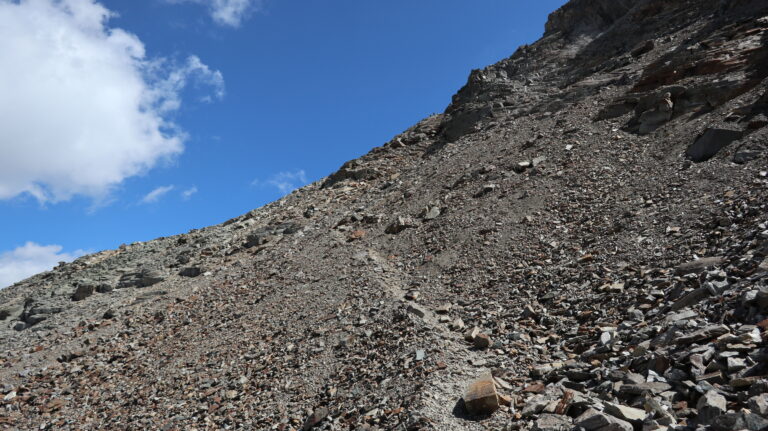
[253,170,308,195]
[141,185,175,204]
[0,242,86,288]
[169,0,261,27]
[0,0,224,203]
[181,186,198,200]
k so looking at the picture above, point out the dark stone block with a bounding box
[686,128,742,162]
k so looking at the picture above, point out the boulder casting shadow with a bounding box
[451,398,492,422]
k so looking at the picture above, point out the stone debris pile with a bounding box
[1,0,768,429]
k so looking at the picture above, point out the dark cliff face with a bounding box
[440,0,768,143]
[441,0,644,143]
[543,0,635,38]
[2,1,768,429]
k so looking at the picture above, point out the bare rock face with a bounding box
[544,0,634,37]
[3,0,768,429]
[321,159,381,188]
[687,128,744,162]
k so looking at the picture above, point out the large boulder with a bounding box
[117,268,165,288]
[575,408,633,431]
[22,301,63,326]
[179,267,202,278]
[0,300,24,322]
[711,412,768,431]
[71,284,94,301]
[385,216,417,234]
[532,414,572,431]
[675,256,725,275]
[463,373,500,416]
[686,128,743,162]
[245,223,302,248]
[697,390,727,424]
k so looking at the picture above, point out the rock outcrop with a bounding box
[2,0,768,429]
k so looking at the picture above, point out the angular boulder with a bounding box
[463,373,500,416]
[385,216,417,234]
[748,394,768,417]
[676,325,730,345]
[117,268,165,288]
[0,301,24,322]
[686,128,742,162]
[301,407,329,430]
[575,408,633,431]
[71,284,94,301]
[604,402,647,423]
[697,390,726,424]
[532,413,572,431]
[179,267,202,277]
[675,256,725,275]
[711,412,768,431]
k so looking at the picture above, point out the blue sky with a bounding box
[0,0,566,287]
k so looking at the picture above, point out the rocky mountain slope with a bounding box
[2,0,768,429]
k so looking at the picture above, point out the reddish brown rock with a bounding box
[463,373,500,416]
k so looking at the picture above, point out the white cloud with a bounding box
[141,185,175,204]
[169,0,260,27]
[210,0,255,26]
[146,55,225,113]
[0,242,86,288]
[0,0,224,203]
[253,170,308,195]
[181,186,198,200]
